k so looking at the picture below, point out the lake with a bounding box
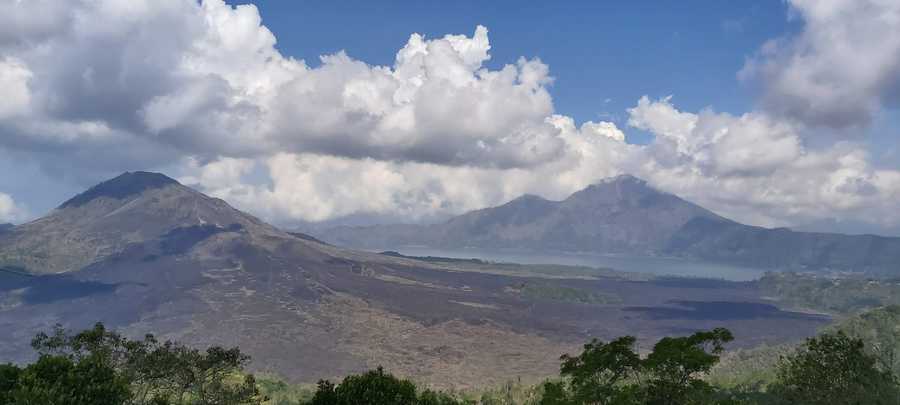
[388,246,768,282]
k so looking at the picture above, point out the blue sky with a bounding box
[246,0,796,143]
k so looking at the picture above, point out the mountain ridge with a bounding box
[318,175,900,275]
[320,174,725,252]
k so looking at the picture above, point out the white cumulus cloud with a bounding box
[627,97,900,228]
[740,0,900,128]
[0,0,564,169]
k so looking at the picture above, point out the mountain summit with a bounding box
[59,171,180,209]
[0,171,278,274]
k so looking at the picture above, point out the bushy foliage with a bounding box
[477,379,545,405]
[542,328,734,405]
[832,304,900,377]
[255,376,316,405]
[4,354,130,405]
[557,336,640,404]
[1,323,263,405]
[770,331,899,405]
[706,343,792,390]
[305,367,466,405]
[643,328,733,405]
[0,364,21,404]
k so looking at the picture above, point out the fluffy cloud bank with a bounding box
[627,97,900,227]
[1,0,898,233]
[181,115,630,223]
[740,0,900,128]
[0,0,562,169]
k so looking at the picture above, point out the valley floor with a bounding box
[0,247,828,388]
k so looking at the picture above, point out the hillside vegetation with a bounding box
[759,272,900,314]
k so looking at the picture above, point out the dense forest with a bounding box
[2,305,899,404]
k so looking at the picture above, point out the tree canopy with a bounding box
[771,331,900,405]
[306,367,464,405]
[1,323,263,405]
[541,328,735,405]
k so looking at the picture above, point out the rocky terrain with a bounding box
[0,172,828,388]
[321,175,900,275]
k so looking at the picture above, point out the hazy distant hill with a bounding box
[320,175,900,275]
[0,223,12,233]
[0,172,826,387]
[666,217,900,275]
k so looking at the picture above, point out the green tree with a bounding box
[307,367,468,405]
[641,327,733,405]
[26,322,263,405]
[0,364,20,404]
[771,331,899,405]
[309,380,339,405]
[418,389,468,405]
[836,305,900,378]
[9,354,131,405]
[165,346,261,404]
[538,381,571,405]
[308,367,418,405]
[543,329,733,405]
[556,336,641,404]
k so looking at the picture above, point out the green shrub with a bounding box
[770,331,899,405]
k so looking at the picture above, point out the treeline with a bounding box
[298,327,899,405]
[2,317,900,405]
[0,324,262,404]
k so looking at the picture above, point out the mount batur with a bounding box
[0,172,857,387]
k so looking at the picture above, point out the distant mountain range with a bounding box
[0,172,826,387]
[319,175,900,275]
